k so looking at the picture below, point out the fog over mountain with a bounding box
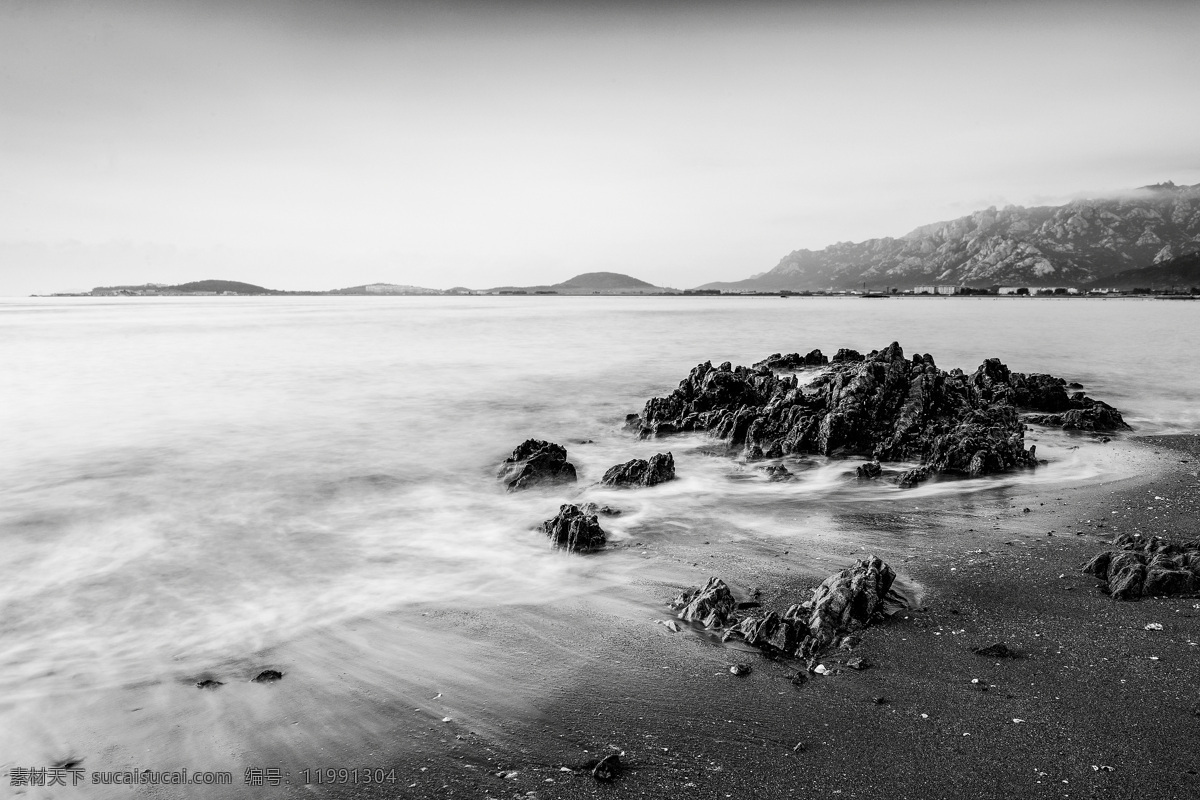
[700,183,1200,292]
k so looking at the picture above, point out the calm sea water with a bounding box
[1,295,1197,786]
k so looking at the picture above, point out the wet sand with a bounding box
[336,434,1200,800]
[9,435,1197,799]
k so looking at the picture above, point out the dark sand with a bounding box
[314,434,1200,800]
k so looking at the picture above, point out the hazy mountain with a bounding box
[485,271,671,294]
[700,182,1200,292]
[1086,252,1200,291]
[330,282,442,295]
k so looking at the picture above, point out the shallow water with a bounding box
[1,295,1196,791]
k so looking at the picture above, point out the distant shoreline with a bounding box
[30,291,1196,299]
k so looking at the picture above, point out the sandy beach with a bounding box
[336,433,1200,800]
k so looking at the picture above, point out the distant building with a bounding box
[997,287,1025,295]
[913,285,963,295]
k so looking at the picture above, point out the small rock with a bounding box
[872,696,888,705]
[844,657,870,671]
[730,663,752,677]
[1145,623,1164,631]
[195,679,223,690]
[972,642,1015,658]
[592,754,621,782]
[251,670,283,683]
[664,620,680,633]
[792,742,806,753]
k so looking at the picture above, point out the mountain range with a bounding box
[701,182,1200,292]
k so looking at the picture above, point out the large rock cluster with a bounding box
[1082,534,1200,600]
[541,504,607,553]
[497,439,578,491]
[670,557,899,659]
[629,343,1127,483]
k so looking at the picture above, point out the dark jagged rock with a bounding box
[601,452,675,487]
[760,464,793,482]
[541,504,606,553]
[1023,397,1130,432]
[195,679,223,690]
[631,343,1129,481]
[1082,533,1200,600]
[672,577,738,627]
[807,556,897,648]
[856,461,882,479]
[753,350,828,370]
[497,439,578,492]
[831,348,865,364]
[682,556,901,660]
[252,670,283,683]
[897,467,930,488]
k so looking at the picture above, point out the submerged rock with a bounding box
[760,464,793,482]
[1082,533,1200,600]
[541,504,606,553]
[897,467,930,488]
[497,439,578,492]
[602,452,675,487]
[630,342,1129,481]
[856,461,882,479]
[580,502,622,516]
[252,670,283,683]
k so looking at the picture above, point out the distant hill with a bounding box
[92,279,276,294]
[484,271,671,294]
[1087,252,1200,291]
[171,280,275,294]
[554,272,659,291]
[699,182,1200,292]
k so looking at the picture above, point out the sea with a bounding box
[1,295,1198,794]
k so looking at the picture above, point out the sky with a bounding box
[2,0,1198,295]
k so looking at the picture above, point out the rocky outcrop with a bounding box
[1082,533,1200,600]
[498,439,578,491]
[627,343,1128,483]
[601,452,675,487]
[671,557,902,660]
[541,504,606,553]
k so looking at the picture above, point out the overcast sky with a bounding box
[2,0,1198,295]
